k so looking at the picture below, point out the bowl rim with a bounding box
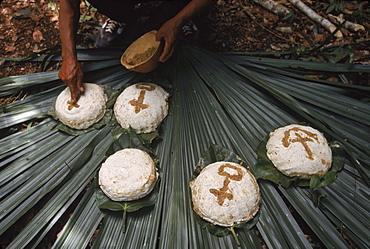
[121,30,162,69]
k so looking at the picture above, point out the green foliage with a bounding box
[195,143,245,174]
[326,1,367,24]
[323,44,355,63]
[47,1,57,11]
[79,14,93,23]
[13,10,33,19]
[282,8,297,24]
[326,0,345,14]
[351,2,365,18]
[84,0,97,13]
[254,136,298,188]
[272,41,361,64]
[310,171,337,190]
[108,126,160,160]
[0,47,369,248]
[79,0,98,23]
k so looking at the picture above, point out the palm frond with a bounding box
[0,45,369,249]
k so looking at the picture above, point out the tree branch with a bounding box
[328,14,366,32]
[288,0,343,38]
[251,0,291,16]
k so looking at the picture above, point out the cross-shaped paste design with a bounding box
[129,83,156,114]
[282,127,319,160]
[209,163,243,205]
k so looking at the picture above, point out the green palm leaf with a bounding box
[0,45,369,249]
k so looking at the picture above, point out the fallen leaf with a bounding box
[295,32,305,39]
[33,44,41,53]
[345,3,361,10]
[344,9,354,14]
[304,75,319,79]
[276,27,293,33]
[302,40,311,48]
[29,12,42,22]
[247,36,258,42]
[13,10,32,19]
[51,15,59,22]
[2,7,12,15]
[32,30,44,42]
[5,46,16,52]
[326,77,339,82]
[314,34,326,42]
[353,50,370,61]
[270,44,282,51]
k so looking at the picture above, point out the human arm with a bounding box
[155,0,213,62]
[58,0,84,104]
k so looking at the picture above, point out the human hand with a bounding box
[58,57,84,104]
[156,18,182,63]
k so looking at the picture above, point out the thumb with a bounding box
[155,31,163,41]
[77,81,85,93]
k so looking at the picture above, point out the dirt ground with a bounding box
[0,0,369,79]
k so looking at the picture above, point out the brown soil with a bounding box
[1,0,369,79]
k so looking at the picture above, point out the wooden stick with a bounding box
[288,0,343,37]
[251,0,291,16]
[328,14,366,32]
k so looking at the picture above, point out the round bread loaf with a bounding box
[99,148,158,201]
[266,124,332,179]
[114,83,169,134]
[190,161,261,227]
[55,83,107,129]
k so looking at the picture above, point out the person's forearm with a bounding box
[172,0,213,26]
[59,0,80,60]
